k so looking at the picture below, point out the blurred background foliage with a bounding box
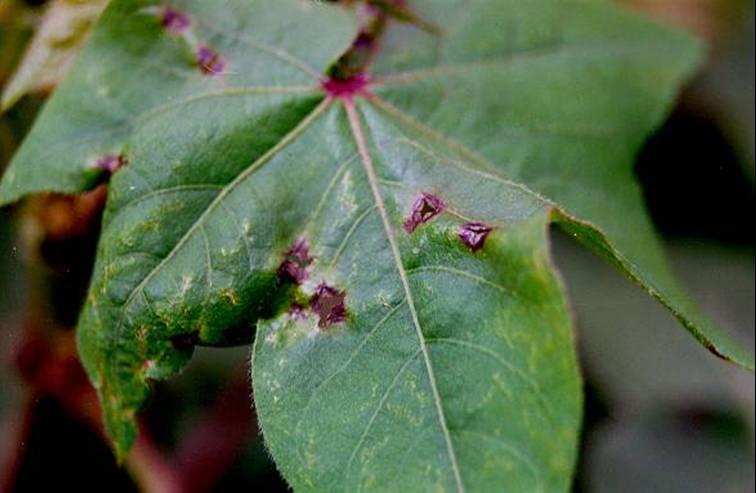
[0,0,753,491]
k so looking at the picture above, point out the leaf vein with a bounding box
[328,205,378,268]
[293,300,407,438]
[219,202,254,271]
[107,185,223,225]
[309,154,359,225]
[106,98,332,399]
[454,429,544,492]
[368,95,558,211]
[346,100,466,492]
[28,86,317,175]
[199,18,323,79]
[425,338,554,421]
[344,348,423,487]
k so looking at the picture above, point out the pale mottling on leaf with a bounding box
[336,169,360,218]
[0,0,744,489]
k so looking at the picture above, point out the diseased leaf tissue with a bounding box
[1,0,752,491]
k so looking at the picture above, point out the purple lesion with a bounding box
[403,193,446,233]
[458,222,494,252]
[322,1,385,91]
[152,7,227,76]
[277,239,314,284]
[321,0,438,99]
[322,72,371,99]
[288,303,308,321]
[310,283,347,329]
[161,7,190,33]
[95,154,128,174]
[196,46,225,75]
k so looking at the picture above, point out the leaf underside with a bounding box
[1,0,752,491]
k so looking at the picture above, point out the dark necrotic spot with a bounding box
[310,283,347,329]
[196,46,225,75]
[161,7,190,32]
[277,239,313,284]
[403,193,446,233]
[458,222,493,252]
[171,331,199,352]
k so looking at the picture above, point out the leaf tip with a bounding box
[703,340,756,372]
[101,397,140,464]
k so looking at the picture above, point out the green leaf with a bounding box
[366,0,753,370]
[253,98,582,491]
[3,0,359,458]
[0,0,752,489]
